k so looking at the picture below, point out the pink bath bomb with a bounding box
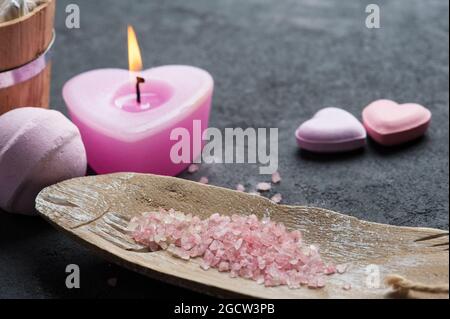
[0,107,87,215]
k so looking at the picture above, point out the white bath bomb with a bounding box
[0,107,87,215]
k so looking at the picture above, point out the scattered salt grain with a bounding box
[256,182,271,192]
[107,277,117,287]
[199,177,209,184]
[317,277,326,288]
[343,283,352,290]
[336,264,348,274]
[271,193,283,204]
[272,172,282,184]
[188,164,199,174]
[324,265,337,275]
[129,209,336,290]
[236,184,246,192]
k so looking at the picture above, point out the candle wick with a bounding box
[136,76,145,104]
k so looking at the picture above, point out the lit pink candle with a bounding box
[63,26,214,176]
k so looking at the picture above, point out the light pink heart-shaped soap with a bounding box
[295,107,366,153]
[362,100,432,146]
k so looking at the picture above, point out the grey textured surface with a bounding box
[0,0,448,298]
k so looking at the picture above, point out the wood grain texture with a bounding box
[0,0,55,71]
[0,63,51,115]
[0,0,55,115]
[36,173,449,299]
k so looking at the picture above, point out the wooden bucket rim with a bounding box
[0,0,54,28]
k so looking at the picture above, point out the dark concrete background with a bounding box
[0,0,448,298]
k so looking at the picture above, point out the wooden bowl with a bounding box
[0,0,55,115]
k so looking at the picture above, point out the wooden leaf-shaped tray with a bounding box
[35,173,449,299]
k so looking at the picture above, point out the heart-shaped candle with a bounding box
[362,99,431,146]
[63,66,213,176]
[63,27,213,176]
[295,107,366,153]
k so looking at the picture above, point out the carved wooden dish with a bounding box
[35,173,449,299]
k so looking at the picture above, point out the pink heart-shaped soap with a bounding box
[362,100,432,146]
[295,107,366,153]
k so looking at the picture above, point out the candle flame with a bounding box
[128,25,143,73]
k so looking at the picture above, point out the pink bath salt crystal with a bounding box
[236,184,246,192]
[129,209,337,290]
[209,239,221,251]
[168,244,190,260]
[213,227,227,239]
[234,238,244,250]
[298,274,309,286]
[218,261,230,272]
[206,246,216,257]
[192,233,202,245]
[211,256,221,267]
[181,235,195,251]
[127,217,140,232]
[324,265,337,275]
[271,193,283,204]
[231,227,242,236]
[336,264,348,274]
[188,164,200,174]
[240,267,254,279]
[307,277,320,289]
[286,272,300,289]
[291,230,302,242]
[257,182,271,192]
[289,258,299,266]
[147,242,161,252]
[317,277,326,288]
[272,172,282,184]
[199,177,209,184]
[343,283,352,291]
[200,261,210,271]
[256,276,265,285]
[216,249,225,259]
